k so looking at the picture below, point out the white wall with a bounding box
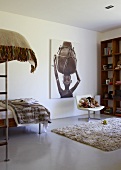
[100,28,121,41]
[0,11,100,119]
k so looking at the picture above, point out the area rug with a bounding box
[51,118,121,151]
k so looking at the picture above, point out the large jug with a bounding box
[57,41,77,75]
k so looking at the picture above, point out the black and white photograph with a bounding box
[50,39,80,99]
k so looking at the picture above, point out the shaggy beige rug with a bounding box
[51,118,121,151]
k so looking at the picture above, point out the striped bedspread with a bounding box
[0,98,51,125]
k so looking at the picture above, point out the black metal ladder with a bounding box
[0,61,9,161]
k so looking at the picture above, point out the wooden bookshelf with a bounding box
[101,37,121,116]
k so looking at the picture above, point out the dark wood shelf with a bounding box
[114,84,121,86]
[102,84,113,86]
[114,69,121,71]
[101,69,113,71]
[113,98,121,101]
[101,37,121,117]
[102,54,112,57]
[115,114,121,117]
[102,98,113,101]
[114,52,121,56]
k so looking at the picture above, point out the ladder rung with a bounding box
[0,60,6,63]
[0,125,7,128]
[0,109,7,112]
[0,92,7,95]
[0,141,7,146]
[0,75,7,77]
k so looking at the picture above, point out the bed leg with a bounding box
[43,123,48,132]
[39,123,41,134]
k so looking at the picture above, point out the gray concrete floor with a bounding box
[0,114,121,170]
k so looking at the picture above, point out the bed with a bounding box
[0,98,51,133]
[0,29,50,133]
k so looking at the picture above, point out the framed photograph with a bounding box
[50,39,80,99]
[106,79,110,85]
[103,65,107,70]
